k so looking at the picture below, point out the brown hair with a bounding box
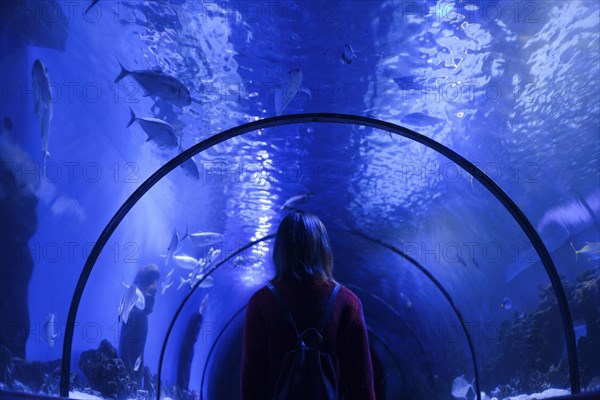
[272,211,334,284]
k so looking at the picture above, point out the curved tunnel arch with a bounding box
[165,236,442,398]
[172,233,466,399]
[156,235,275,397]
[59,113,580,397]
[161,234,442,399]
[196,301,407,400]
[343,284,436,391]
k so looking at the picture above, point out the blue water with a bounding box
[1,1,599,399]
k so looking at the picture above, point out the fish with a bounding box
[180,153,200,180]
[574,319,587,342]
[340,43,356,64]
[202,247,221,268]
[451,375,474,399]
[199,294,209,314]
[500,297,512,310]
[161,268,176,295]
[537,193,599,236]
[400,112,445,127]
[189,273,215,289]
[570,242,600,261]
[479,392,491,400]
[280,192,314,210]
[233,255,246,267]
[189,257,206,285]
[114,61,191,107]
[127,107,179,149]
[177,276,190,290]
[191,248,221,278]
[3,117,13,132]
[84,0,101,15]
[118,282,145,324]
[173,254,201,270]
[183,225,224,247]
[44,312,59,348]
[165,229,179,266]
[275,69,303,116]
[133,353,142,371]
[32,59,52,175]
[393,75,421,89]
[189,248,219,282]
[178,272,215,290]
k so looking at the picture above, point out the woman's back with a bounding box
[242,278,375,399]
[241,211,375,399]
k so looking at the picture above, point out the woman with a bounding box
[241,211,375,399]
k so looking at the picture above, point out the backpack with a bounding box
[266,282,342,400]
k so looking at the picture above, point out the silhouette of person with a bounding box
[119,264,160,389]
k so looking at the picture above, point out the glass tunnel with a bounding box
[0,1,598,400]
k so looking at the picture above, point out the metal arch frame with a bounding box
[199,304,247,400]
[194,300,405,400]
[166,232,459,399]
[59,113,580,397]
[339,229,482,395]
[156,234,275,398]
[343,284,436,391]
[364,325,407,398]
[195,286,426,399]
[170,232,462,399]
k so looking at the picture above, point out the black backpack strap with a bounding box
[267,283,299,337]
[317,283,341,333]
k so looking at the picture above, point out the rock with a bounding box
[0,345,13,384]
[79,340,133,399]
[0,135,39,359]
[11,357,61,394]
[485,268,600,396]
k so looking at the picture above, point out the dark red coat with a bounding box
[241,279,375,399]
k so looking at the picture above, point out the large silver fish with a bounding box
[165,229,179,266]
[44,312,59,348]
[280,192,314,210]
[183,225,224,247]
[32,59,52,174]
[202,247,221,268]
[180,156,200,180]
[275,69,306,116]
[134,354,142,371]
[127,107,179,149]
[400,112,445,127]
[173,254,201,270]
[178,274,214,290]
[189,273,215,289]
[451,375,474,399]
[118,282,145,324]
[570,242,600,261]
[161,268,176,295]
[115,61,191,107]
